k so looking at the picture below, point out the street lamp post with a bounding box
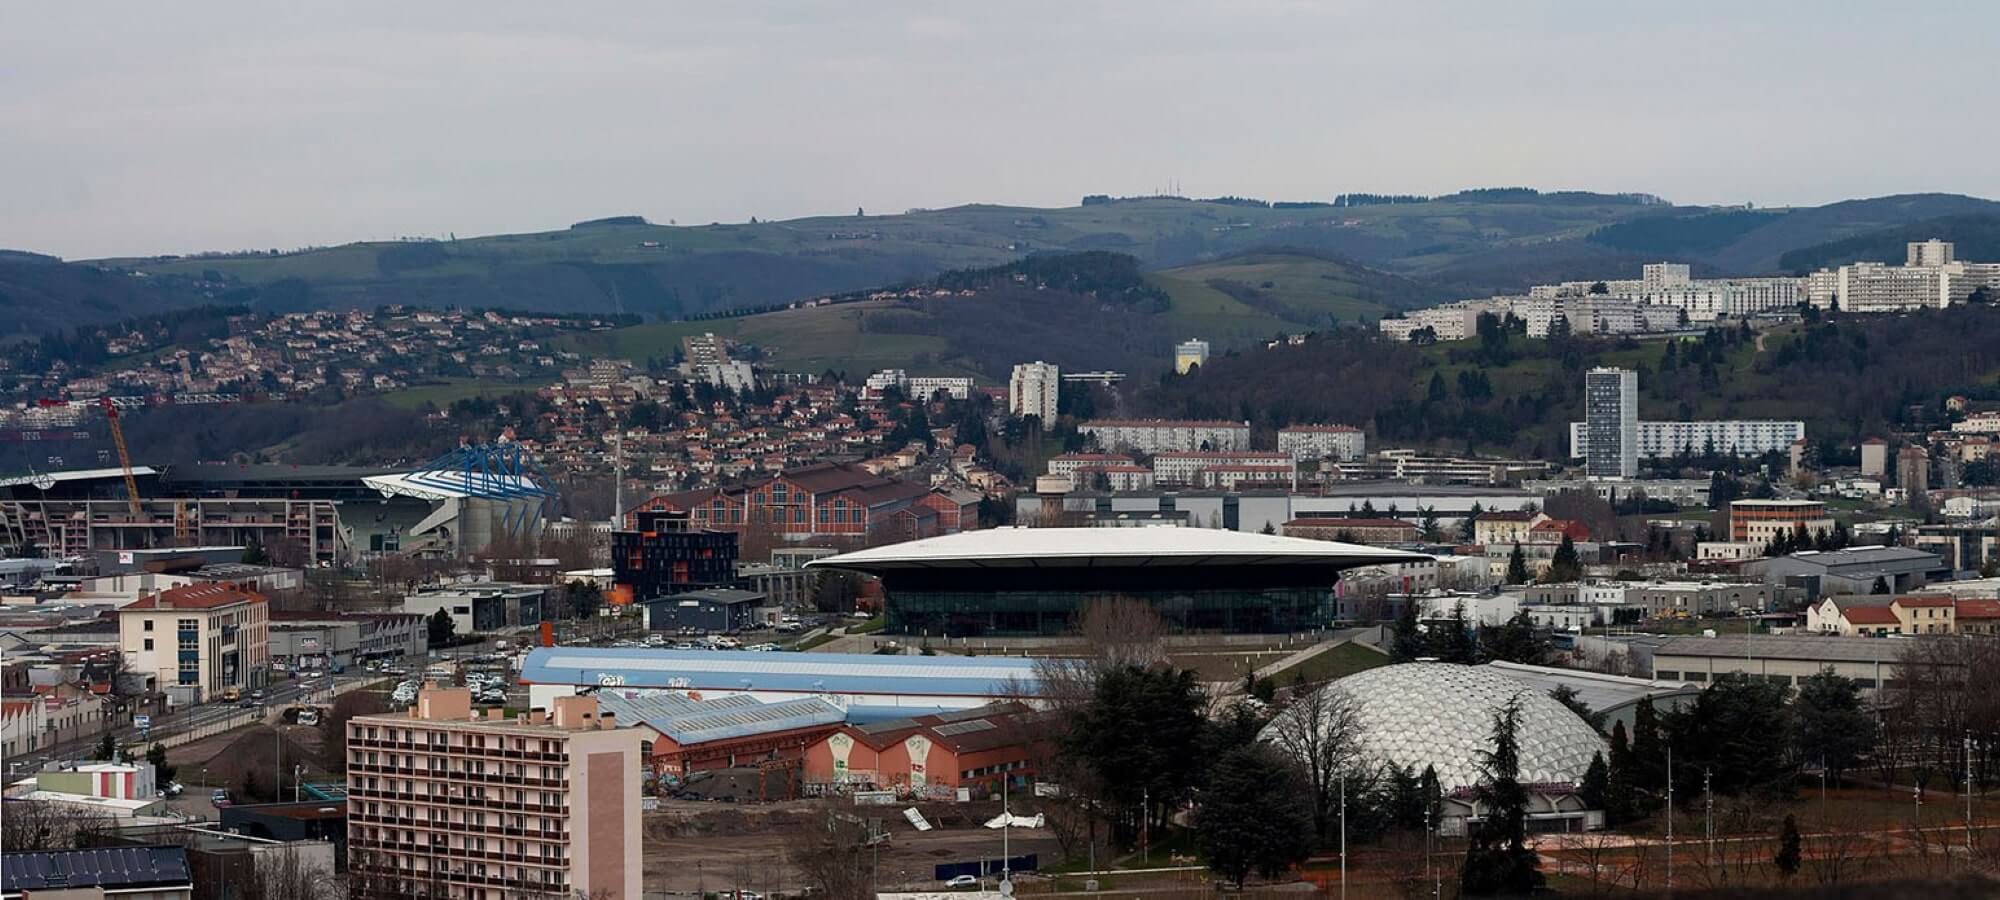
[1339,769,1347,900]
[1966,733,1977,855]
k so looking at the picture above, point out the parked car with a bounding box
[944,876,979,889]
[159,782,184,798]
[211,789,232,807]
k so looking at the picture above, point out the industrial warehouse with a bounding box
[807,526,1425,635]
[520,645,1044,717]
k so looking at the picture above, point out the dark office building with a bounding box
[614,509,738,602]
[221,801,350,870]
[643,588,768,633]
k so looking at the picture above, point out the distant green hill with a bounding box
[1705,194,2000,273]
[0,256,229,341]
[1587,209,1789,255]
[14,190,1993,338]
[1777,214,2000,273]
[1153,250,1447,329]
[558,249,1435,380]
[86,192,1676,324]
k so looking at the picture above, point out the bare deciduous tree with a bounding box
[1261,679,1366,841]
[320,690,388,775]
[249,845,339,900]
[1,800,70,851]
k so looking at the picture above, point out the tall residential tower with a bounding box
[1583,367,1638,479]
[1008,361,1060,422]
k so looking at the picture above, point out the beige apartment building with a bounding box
[346,687,643,900]
[116,583,270,704]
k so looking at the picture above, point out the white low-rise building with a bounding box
[1277,425,1367,461]
[1696,541,1764,561]
[1080,419,1252,453]
[1414,591,1521,626]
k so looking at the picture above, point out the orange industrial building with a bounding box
[804,703,1046,796]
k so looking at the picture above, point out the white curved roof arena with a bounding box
[1261,662,1606,790]
[807,527,1429,571]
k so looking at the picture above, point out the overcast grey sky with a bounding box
[4,1,1996,259]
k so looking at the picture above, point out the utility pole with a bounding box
[1820,753,1828,824]
[1001,776,1011,887]
[1665,744,1674,892]
[1339,770,1348,900]
[1703,768,1714,867]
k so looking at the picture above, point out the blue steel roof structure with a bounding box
[595,691,845,745]
[522,647,1043,699]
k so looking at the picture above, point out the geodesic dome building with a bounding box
[1261,662,1609,834]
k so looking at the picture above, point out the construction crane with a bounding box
[99,397,143,519]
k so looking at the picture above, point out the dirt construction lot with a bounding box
[642,798,1061,895]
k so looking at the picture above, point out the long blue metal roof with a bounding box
[521,646,1043,699]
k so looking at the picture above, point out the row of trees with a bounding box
[1389,602,1550,666]
[1020,599,1561,893]
[1583,669,1876,830]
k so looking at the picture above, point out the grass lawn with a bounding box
[1272,641,1390,685]
[791,632,838,652]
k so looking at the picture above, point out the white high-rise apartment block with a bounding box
[1174,339,1210,374]
[1008,361,1060,422]
[1909,238,1955,267]
[1277,425,1367,461]
[1379,302,1492,342]
[1079,418,1251,453]
[1642,262,1692,290]
[1570,420,1806,460]
[1805,240,2000,312]
[1583,367,1639,479]
[1384,263,1809,343]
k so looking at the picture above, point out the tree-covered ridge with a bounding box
[931,251,1170,311]
[1137,302,2000,458]
[1589,209,1788,255]
[1777,213,2000,273]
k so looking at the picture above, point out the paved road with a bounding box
[4,673,370,783]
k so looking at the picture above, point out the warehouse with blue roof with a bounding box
[520,646,1044,719]
[593,691,846,779]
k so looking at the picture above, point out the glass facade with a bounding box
[888,586,1334,636]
